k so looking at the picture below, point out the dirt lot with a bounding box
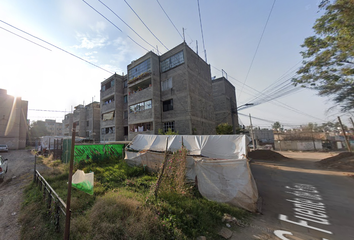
[0,150,46,240]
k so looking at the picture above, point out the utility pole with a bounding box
[350,117,354,129]
[337,116,352,152]
[64,122,76,240]
[249,114,256,150]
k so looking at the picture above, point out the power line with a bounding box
[123,0,169,51]
[0,20,113,74]
[98,0,159,52]
[29,109,68,112]
[239,0,276,100]
[197,0,207,62]
[81,0,150,52]
[0,26,51,51]
[156,0,184,40]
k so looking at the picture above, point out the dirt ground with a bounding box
[0,150,46,240]
[318,152,354,172]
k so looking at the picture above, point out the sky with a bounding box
[1,0,353,129]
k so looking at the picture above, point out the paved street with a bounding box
[249,151,354,240]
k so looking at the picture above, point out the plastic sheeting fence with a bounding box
[74,144,124,163]
[125,134,259,212]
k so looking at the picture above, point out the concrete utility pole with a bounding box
[338,116,352,152]
[249,114,256,150]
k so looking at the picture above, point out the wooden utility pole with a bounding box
[337,116,352,152]
[64,123,76,240]
[249,114,256,150]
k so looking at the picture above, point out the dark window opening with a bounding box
[163,99,173,112]
[124,126,128,135]
[163,122,175,132]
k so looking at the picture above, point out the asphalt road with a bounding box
[249,151,354,240]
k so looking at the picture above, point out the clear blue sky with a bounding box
[1,0,352,128]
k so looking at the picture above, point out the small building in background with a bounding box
[0,89,28,149]
[44,119,62,136]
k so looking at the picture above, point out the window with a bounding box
[101,80,112,92]
[161,77,172,91]
[129,100,152,113]
[124,126,128,136]
[102,127,115,135]
[102,111,115,121]
[124,111,128,119]
[124,95,128,103]
[163,122,175,132]
[111,80,115,86]
[160,51,184,72]
[123,80,127,88]
[128,58,151,80]
[87,121,89,127]
[163,99,173,112]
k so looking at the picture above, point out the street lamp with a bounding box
[237,103,254,110]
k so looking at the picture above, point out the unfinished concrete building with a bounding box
[212,77,239,133]
[62,113,73,136]
[0,89,28,149]
[100,73,128,142]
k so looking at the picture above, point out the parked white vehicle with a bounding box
[0,155,8,182]
[0,144,8,152]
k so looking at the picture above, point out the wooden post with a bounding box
[338,116,352,152]
[64,122,76,240]
[33,155,37,182]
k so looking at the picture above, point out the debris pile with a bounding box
[248,150,288,161]
[318,152,354,172]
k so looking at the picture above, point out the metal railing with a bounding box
[34,170,66,232]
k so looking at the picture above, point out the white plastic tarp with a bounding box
[127,134,248,158]
[125,134,259,212]
[195,159,258,212]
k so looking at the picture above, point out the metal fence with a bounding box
[34,170,66,232]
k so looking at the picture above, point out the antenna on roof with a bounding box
[182,28,185,42]
[196,40,198,55]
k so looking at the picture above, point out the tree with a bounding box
[216,123,233,134]
[272,121,281,130]
[292,0,354,111]
[28,120,50,143]
[158,128,178,135]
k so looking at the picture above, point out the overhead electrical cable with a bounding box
[212,66,326,122]
[156,0,184,40]
[123,0,169,51]
[0,20,113,74]
[0,26,51,51]
[81,0,150,52]
[238,0,276,100]
[197,0,207,62]
[97,0,159,51]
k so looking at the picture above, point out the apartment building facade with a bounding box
[44,119,62,136]
[212,77,239,133]
[100,73,128,142]
[0,89,28,149]
[127,42,216,140]
[62,103,100,142]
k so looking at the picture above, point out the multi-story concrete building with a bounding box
[100,42,216,141]
[44,119,62,136]
[100,73,128,142]
[62,113,73,136]
[212,77,239,133]
[0,89,28,149]
[62,103,100,142]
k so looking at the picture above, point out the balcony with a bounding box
[101,102,115,112]
[101,86,115,98]
[128,79,152,104]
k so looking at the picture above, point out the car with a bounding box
[0,155,9,182]
[0,144,8,152]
